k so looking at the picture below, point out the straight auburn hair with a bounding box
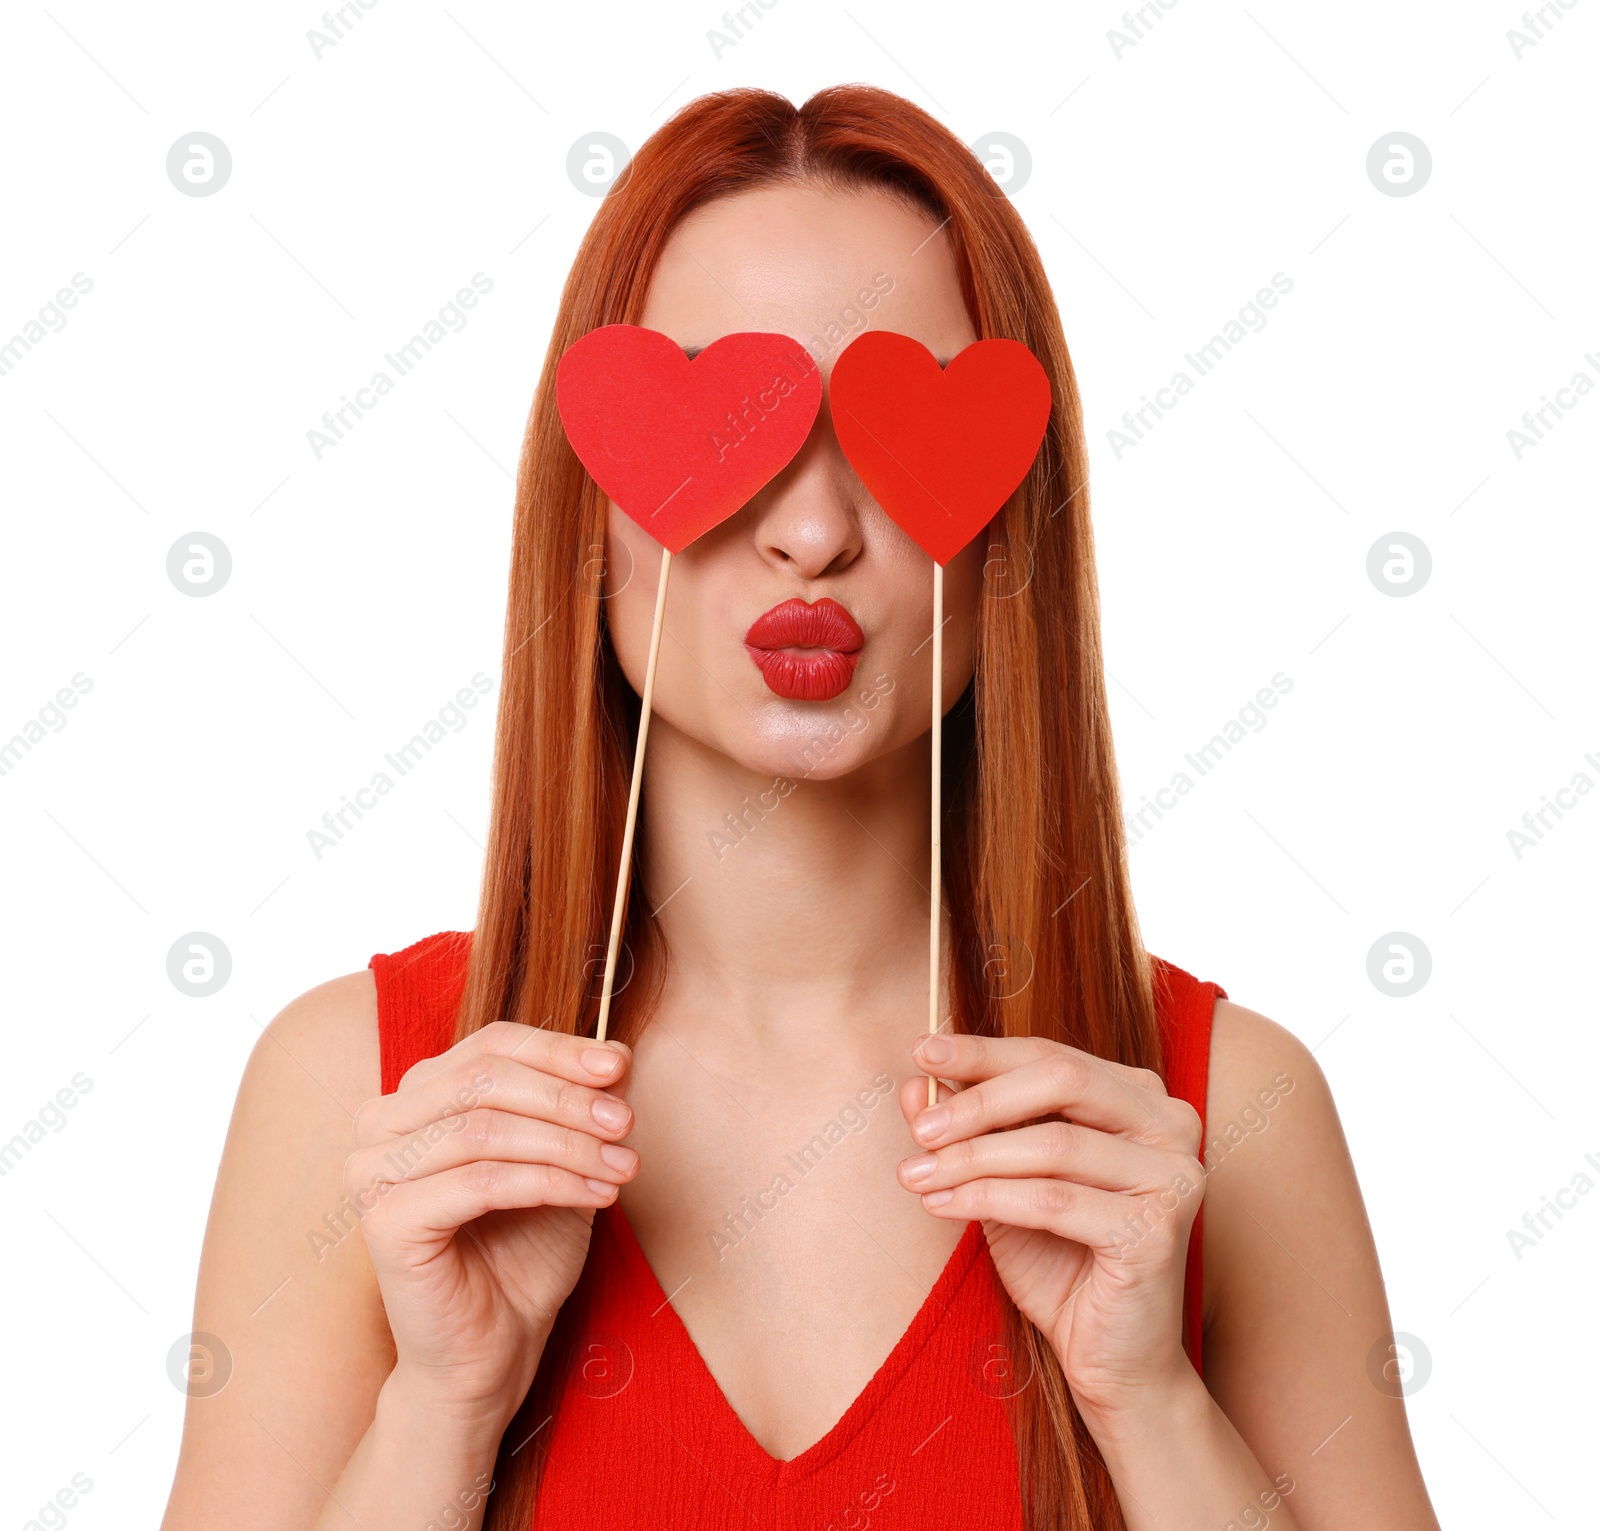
[460,83,1161,1531]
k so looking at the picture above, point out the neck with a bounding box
[635,717,934,1044]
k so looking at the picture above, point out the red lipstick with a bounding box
[744,598,864,702]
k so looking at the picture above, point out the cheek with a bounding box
[940,541,984,692]
[604,509,658,693]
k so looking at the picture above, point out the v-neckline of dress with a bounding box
[602,1201,987,1484]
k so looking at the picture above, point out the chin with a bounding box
[730,687,901,783]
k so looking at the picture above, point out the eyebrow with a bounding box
[682,342,954,366]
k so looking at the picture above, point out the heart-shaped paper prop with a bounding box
[829,331,1051,566]
[556,325,823,555]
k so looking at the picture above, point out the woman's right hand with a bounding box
[344,1020,638,1435]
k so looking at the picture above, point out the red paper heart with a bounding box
[556,325,823,555]
[829,331,1052,566]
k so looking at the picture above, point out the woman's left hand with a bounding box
[897,1033,1206,1425]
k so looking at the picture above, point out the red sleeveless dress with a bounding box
[370,933,1226,1529]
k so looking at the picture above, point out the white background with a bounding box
[2,2,1594,1525]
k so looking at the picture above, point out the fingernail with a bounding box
[913,1106,949,1142]
[922,1189,953,1208]
[583,1047,621,1078]
[591,1097,630,1132]
[585,1177,618,1197]
[917,1035,952,1064]
[901,1153,937,1184]
[599,1143,637,1173]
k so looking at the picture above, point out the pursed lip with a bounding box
[743,598,864,702]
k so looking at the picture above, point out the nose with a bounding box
[746,409,865,581]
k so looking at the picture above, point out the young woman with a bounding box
[161,86,1439,1530]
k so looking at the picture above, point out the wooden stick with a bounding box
[595,546,673,1043]
[928,560,944,1107]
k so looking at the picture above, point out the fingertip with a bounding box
[899,1152,938,1189]
[581,1045,626,1080]
[898,1075,955,1126]
[599,1142,638,1176]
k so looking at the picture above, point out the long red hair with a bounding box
[461,84,1160,1531]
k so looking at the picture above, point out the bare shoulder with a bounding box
[1198,997,1438,1526]
[1200,996,1351,1324]
[244,967,382,1120]
[162,969,393,1529]
[1208,997,1325,1107]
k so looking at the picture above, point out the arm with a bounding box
[160,974,638,1529]
[1193,999,1438,1529]
[160,972,415,1528]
